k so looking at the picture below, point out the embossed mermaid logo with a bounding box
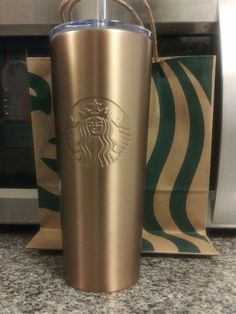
[65,97,131,167]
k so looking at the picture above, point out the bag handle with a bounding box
[59,0,159,62]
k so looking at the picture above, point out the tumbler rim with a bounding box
[50,19,152,41]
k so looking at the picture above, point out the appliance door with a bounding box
[0,37,49,224]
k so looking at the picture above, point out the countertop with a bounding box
[0,227,236,314]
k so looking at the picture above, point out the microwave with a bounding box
[0,0,235,228]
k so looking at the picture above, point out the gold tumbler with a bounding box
[50,20,152,292]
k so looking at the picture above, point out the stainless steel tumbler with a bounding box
[50,19,152,292]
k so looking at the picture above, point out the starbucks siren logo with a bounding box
[64,97,131,167]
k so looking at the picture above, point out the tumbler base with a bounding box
[65,274,140,293]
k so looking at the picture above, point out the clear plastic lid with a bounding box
[50,19,152,41]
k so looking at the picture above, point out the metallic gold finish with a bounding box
[59,0,158,61]
[51,26,151,292]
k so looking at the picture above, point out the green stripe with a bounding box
[177,56,214,103]
[141,238,155,252]
[41,157,58,173]
[167,60,208,242]
[37,185,60,212]
[145,63,175,230]
[144,62,200,253]
[28,72,52,114]
[48,137,57,145]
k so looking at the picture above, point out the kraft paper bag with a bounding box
[26,56,218,255]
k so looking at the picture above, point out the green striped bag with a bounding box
[27,56,217,255]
